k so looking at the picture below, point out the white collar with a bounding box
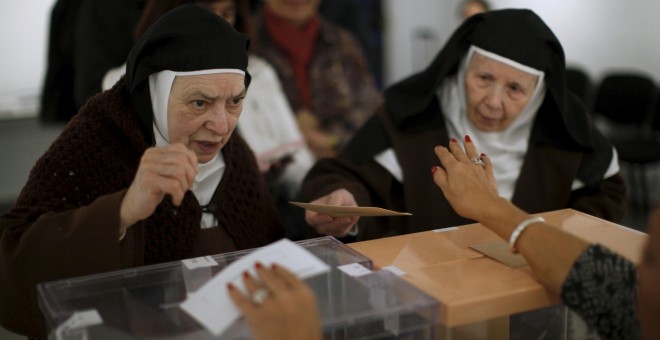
[148,69,239,227]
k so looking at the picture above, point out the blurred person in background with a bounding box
[253,0,383,159]
[458,0,490,21]
[300,9,626,241]
[74,0,146,113]
[39,0,146,122]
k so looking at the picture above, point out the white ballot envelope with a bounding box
[179,238,330,336]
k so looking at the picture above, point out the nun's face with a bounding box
[464,53,538,132]
[167,73,245,163]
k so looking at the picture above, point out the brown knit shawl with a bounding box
[16,78,284,265]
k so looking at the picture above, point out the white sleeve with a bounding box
[374,148,404,183]
[571,146,620,190]
[101,63,127,91]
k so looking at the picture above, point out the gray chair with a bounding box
[593,73,659,227]
[565,66,593,108]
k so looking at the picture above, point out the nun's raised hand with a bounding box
[119,143,198,233]
[305,189,359,237]
[431,137,499,222]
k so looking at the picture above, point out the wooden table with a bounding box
[348,209,648,335]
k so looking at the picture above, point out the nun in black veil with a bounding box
[300,9,626,241]
[0,5,320,338]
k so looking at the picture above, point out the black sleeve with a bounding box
[561,244,641,339]
[39,0,84,122]
[569,127,627,223]
[568,173,627,223]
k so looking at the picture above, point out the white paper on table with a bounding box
[179,238,330,336]
[55,309,103,339]
[182,255,218,270]
[337,263,372,277]
[382,265,406,277]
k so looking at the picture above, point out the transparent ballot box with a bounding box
[38,236,439,339]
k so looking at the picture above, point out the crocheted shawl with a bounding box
[16,79,284,264]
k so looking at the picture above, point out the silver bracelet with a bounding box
[508,216,545,253]
[119,228,127,241]
[346,223,359,237]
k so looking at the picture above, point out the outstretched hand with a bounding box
[305,189,359,237]
[432,137,499,222]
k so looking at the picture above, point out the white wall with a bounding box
[384,0,660,87]
[0,0,55,117]
[2,0,660,118]
[496,1,660,83]
[382,0,461,85]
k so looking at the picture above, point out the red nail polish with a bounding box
[271,263,278,270]
[243,271,250,279]
[450,138,457,143]
[255,262,263,269]
[227,283,235,291]
[431,166,438,175]
[465,135,472,143]
[481,153,486,157]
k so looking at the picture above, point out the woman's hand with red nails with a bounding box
[431,140,500,222]
[227,264,322,340]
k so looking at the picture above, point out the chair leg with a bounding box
[638,163,650,228]
[626,162,651,230]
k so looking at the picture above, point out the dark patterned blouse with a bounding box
[255,17,383,147]
[561,244,641,339]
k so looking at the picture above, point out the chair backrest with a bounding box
[593,73,657,125]
[565,66,592,107]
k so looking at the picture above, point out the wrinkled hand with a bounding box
[120,143,198,232]
[432,137,499,222]
[305,189,359,237]
[228,263,322,340]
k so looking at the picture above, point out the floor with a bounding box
[0,117,64,339]
[0,327,23,340]
[619,162,660,232]
[0,117,65,210]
